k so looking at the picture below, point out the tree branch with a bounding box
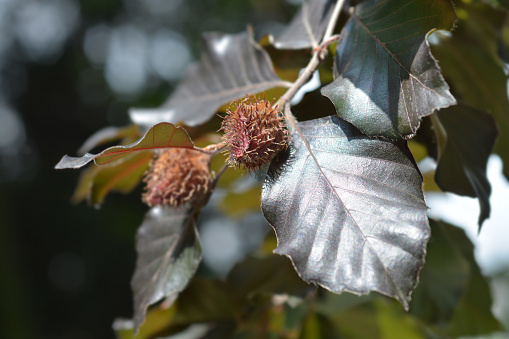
[275,0,346,113]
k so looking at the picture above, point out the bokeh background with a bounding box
[0,1,296,338]
[1,0,509,338]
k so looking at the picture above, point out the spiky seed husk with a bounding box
[221,95,288,170]
[142,148,211,208]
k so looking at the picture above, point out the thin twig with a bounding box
[194,141,227,156]
[275,0,347,112]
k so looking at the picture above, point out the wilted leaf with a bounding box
[131,207,201,332]
[272,0,335,50]
[321,0,456,139]
[55,122,194,169]
[433,104,498,227]
[129,30,291,130]
[77,124,140,155]
[262,115,429,310]
[429,1,509,180]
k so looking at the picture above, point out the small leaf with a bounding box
[129,29,291,130]
[131,207,201,332]
[433,104,498,227]
[55,122,194,169]
[262,115,429,310]
[321,0,456,139]
[272,0,335,50]
[77,124,140,155]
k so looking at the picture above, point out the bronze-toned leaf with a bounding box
[55,122,194,169]
[272,0,335,50]
[262,115,429,309]
[321,0,456,139]
[129,30,291,130]
[131,207,201,332]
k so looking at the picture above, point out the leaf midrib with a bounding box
[291,118,406,301]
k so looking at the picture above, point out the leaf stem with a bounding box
[275,0,346,113]
[195,141,227,156]
[211,163,229,189]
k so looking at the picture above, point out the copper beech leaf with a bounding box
[262,115,429,309]
[429,1,509,180]
[129,30,292,130]
[272,0,335,50]
[321,0,456,139]
[77,124,140,155]
[55,122,194,169]
[433,104,498,228]
[131,207,201,332]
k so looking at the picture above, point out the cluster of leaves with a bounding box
[56,0,509,337]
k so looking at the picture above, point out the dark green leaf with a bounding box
[429,1,509,180]
[131,207,201,332]
[321,0,456,139]
[433,104,498,227]
[299,312,340,339]
[326,299,434,339]
[172,277,237,326]
[442,222,503,337]
[226,255,312,302]
[262,115,429,310]
[410,220,470,326]
[272,0,335,50]
[55,122,194,169]
[129,30,291,130]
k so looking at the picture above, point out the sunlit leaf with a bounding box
[321,0,456,139]
[131,207,201,332]
[429,1,509,180]
[129,29,291,130]
[262,115,429,310]
[77,124,140,155]
[272,0,335,50]
[55,122,194,169]
[433,104,498,227]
